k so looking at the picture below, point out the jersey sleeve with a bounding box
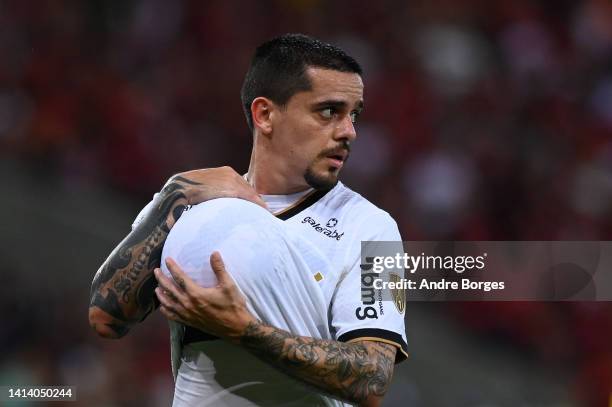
[330,212,409,363]
[131,193,159,230]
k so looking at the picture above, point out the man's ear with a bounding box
[251,97,275,136]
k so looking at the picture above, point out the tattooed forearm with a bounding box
[240,321,396,406]
[89,178,199,337]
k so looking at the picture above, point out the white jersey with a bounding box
[133,181,408,406]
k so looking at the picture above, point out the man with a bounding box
[89,34,407,407]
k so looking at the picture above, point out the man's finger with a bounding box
[235,190,267,209]
[155,287,187,316]
[165,258,196,292]
[234,178,267,209]
[162,287,179,303]
[210,251,232,286]
[154,268,189,304]
[251,193,268,209]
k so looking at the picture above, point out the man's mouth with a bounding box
[324,149,348,169]
[326,156,344,168]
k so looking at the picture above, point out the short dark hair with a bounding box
[240,33,362,132]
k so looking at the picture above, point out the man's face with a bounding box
[271,67,364,190]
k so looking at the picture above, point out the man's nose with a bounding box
[334,114,357,142]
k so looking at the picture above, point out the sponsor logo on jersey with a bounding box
[356,257,384,320]
[301,216,344,240]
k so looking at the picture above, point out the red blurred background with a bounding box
[1,0,611,405]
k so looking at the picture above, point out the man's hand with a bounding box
[154,253,256,343]
[168,167,266,208]
[154,254,396,406]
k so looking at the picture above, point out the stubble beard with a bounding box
[304,141,351,191]
[304,165,339,191]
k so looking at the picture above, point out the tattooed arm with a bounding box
[88,178,190,338]
[88,167,265,339]
[241,322,396,407]
[155,253,397,406]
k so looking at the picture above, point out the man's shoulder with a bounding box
[321,182,398,232]
[325,182,392,218]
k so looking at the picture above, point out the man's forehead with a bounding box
[305,67,364,102]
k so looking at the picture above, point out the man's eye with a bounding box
[350,111,360,123]
[321,108,334,119]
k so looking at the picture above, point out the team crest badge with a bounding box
[389,273,406,314]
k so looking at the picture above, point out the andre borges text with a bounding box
[364,253,506,292]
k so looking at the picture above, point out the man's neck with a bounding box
[247,143,310,195]
[246,166,310,195]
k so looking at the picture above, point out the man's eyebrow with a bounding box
[312,99,365,110]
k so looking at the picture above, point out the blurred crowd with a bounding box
[1,0,611,405]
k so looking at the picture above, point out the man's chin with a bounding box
[304,168,339,191]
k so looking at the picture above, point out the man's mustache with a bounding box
[319,141,351,161]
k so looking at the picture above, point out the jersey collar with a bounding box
[275,187,334,220]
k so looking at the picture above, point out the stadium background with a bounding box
[1,0,611,405]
